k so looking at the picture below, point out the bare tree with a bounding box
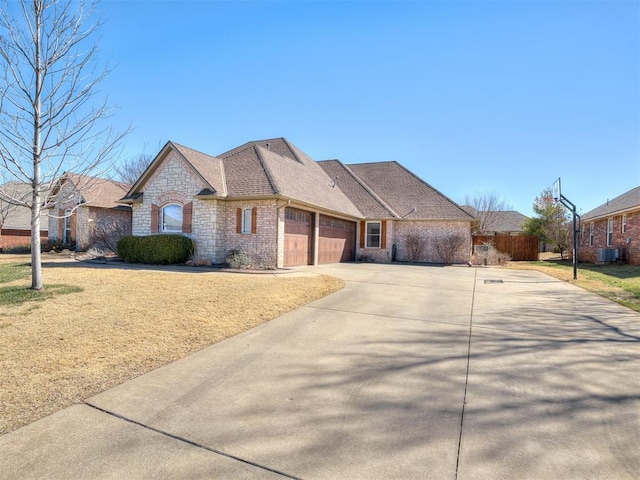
[435,234,466,264]
[404,233,426,262]
[0,0,128,289]
[464,191,511,235]
[114,152,153,185]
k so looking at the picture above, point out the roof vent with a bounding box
[265,142,270,150]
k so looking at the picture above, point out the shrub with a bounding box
[224,249,276,270]
[472,242,511,266]
[117,235,194,265]
[435,234,467,264]
[225,250,252,269]
[404,234,425,262]
[90,217,131,254]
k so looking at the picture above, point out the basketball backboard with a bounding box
[552,178,561,202]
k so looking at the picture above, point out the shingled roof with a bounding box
[122,137,474,223]
[0,182,49,230]
[582,186,640,221]
[462,206,527,233]
[218,139,362,217]
[343,161,474,221]
[54,174,131,209]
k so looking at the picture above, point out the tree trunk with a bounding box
[31,192,43,290]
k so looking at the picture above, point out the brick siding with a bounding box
[393,220,471,264]
[579,210,640,265]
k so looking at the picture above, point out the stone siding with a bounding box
[579,210,640,265]
[393,220,471,264]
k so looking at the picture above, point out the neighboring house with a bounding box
[47,173,132,250]
[579,186,640,265]
[0,182,49,250]
[461,206,528,236]
[120,138,474,267]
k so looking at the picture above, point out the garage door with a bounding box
[284,208,312,266]
[318,214,356,264]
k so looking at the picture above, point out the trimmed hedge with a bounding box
[117,235,194,265]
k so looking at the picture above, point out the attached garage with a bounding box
[318,214,356,264]
[284,207,312,266]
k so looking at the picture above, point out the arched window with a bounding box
[162,204,183,232]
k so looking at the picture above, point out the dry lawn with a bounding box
[0,255,344,434]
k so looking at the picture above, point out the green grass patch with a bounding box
[514,261,640,312]
[0,284,83,306]
[0,262,31,284]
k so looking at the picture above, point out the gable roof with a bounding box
[344,161,474,221]
[318,160,396,218]
[582,186,640,221]
[121,137,474,223]
[54,173,131,209]
[123,141,224,202]
[219,139,362,217]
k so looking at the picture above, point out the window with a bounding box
[607,218,614,246]
[63,209,72,244]
[622,215,627,233]
[162,204,183,232]
[242,207,253,234]
[589,223,594,247]
[366,221,381,248]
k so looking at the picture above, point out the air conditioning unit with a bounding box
[597,248,618,263]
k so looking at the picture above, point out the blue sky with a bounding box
[95,0,639,216]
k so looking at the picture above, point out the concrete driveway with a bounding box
[1,263,639,479]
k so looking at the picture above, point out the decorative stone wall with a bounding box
[393,220,471,264]
[579,211,640,265]
[132,152,230,262]
[132,153,206,237]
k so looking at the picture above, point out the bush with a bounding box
[225,250,252,269]
[472,243,511,266]
[117,235,194,265]
[404,234,426,262]
[435,234,467,264]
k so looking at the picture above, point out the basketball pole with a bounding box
[553,178,580,280]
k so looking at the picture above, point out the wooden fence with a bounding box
[472,235,539,261]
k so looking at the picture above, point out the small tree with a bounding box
[404,233,425,262]
[464,191,511,235]
[435,234,466,264]
[114,152,153,185]
[522,188,570,257]
[0,0,128,289]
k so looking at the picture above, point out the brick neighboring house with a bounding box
[0,182,49,250]
[47,173,132,251]
[579,186,640,265]
[461,206,527,236]
[120,138,474,267]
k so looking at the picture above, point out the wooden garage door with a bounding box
[284,208,312,266]
[318,215,356,264]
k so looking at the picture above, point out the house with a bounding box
[47,173,132,250]
[0,182,49,250]
[120,138,474,268]
[579,186,640,265]
[461,206,528,236]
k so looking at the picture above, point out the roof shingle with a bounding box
[582,186,640,220]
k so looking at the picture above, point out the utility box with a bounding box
[597,248,618,263]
